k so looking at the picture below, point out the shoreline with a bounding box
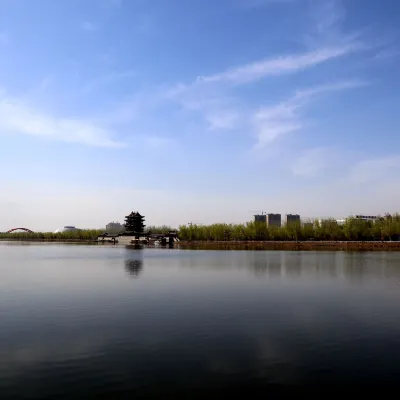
[0,238,97,243]
[177,240,400,251]
[2,238,400,250]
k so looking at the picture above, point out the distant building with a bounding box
[254,214,267,223]
[106,222,124,233]
[267,214,281,227]
[317,216,377,226]
[54,226,79,233]
[355,215,378,222]
[286,214,300,225]
[318,218,344,226]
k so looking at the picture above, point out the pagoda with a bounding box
[124,211,145,234]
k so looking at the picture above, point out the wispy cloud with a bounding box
[166,79,366,147]
[196,44,360,85]
[164,0,369,139]
[71,0,372,151]
[253,80,367,147]
[81,21,98,32]
[165,39,365,135]
[293,80,369,100]
[312,0,344,36]
[301,0,351,49]
[0,97,123,147]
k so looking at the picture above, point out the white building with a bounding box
[54,226,79,233]
[317,218,346,226]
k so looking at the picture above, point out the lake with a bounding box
[1,242,400,397]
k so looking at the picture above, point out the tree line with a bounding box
[0,229,104,241]
[1,215,400,242]
[177,215,400,242]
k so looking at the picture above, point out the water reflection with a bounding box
[242,251,400,284]
[124,259,143,278]
[124,246,143,278]
[248,252,284,278]
[2,244,400,396]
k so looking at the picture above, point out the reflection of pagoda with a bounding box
[124,211,145,234]
[124,259,143,278]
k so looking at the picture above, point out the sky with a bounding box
[0,0,399,231]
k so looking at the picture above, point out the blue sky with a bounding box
[0,0,399,231]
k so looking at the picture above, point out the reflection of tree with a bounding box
[342,252,371,285]
[124,259,143,278]
[247,252,283,278]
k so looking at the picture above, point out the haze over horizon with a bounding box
[1,0,399,231]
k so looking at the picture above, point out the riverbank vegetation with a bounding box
[2,215,400,243]
[177,215,400,242]
[0,226,174,241]
[146,225,174,234]
[0,229,103,241]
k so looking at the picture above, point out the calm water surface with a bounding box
[1,242,400,397]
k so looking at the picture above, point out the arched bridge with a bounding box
[6,228,34,233]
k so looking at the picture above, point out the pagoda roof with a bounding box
[125,211,144,218]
